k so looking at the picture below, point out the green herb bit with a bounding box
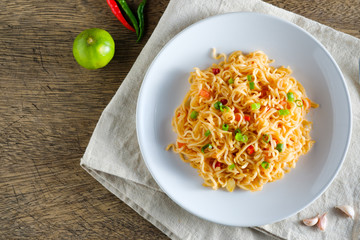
[261,161,270,169]
[278,109,290,116]
[228,78,234,84]
[220,105,229,112]
[249,81,255,90]
[228,164,235,170]
[214,101,222,110]
[262,134,271,143]
[190,110,199,119]
[247,75,252,81]
[276,143,284,152]
[201,143,213,153]
[214,101,230,112]
[295,99,304,107]
[235,132,242,141]
[251,103,261,110]
[205,130,211,137]
[235,132,248,143]
[287,92,294,102]
[240,134,248,143]
[222,124,229,131]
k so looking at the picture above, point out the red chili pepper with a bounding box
[247,145,255,155]
[212,68,220,75]
[107,0,136,32]
[220,99,228,105]
[234,108,239,113]
[244,115,251,122]
[215,162,222,169]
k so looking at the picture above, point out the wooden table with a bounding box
[1,0,359,238]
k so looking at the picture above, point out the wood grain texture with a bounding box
[0,0,359,239]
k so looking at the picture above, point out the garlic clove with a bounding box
[317,213,327,231]
[336,205,355,219]
[302,215,319,226]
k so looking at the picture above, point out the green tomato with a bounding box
[73,28,115,69]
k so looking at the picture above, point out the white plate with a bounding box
[136,12,351,226]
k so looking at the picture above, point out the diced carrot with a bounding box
[244,115,251,122]
[177,142,185,148]
[247,145,255,155]
[200,89,211,99]
[235,113,241,122]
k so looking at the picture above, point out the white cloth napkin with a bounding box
[81,0,360,239]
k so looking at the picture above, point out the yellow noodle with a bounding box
[168,50,318,192]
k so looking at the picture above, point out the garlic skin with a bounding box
[317,213,327,231]
[336,205,355,219]
[302,216,319,226]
